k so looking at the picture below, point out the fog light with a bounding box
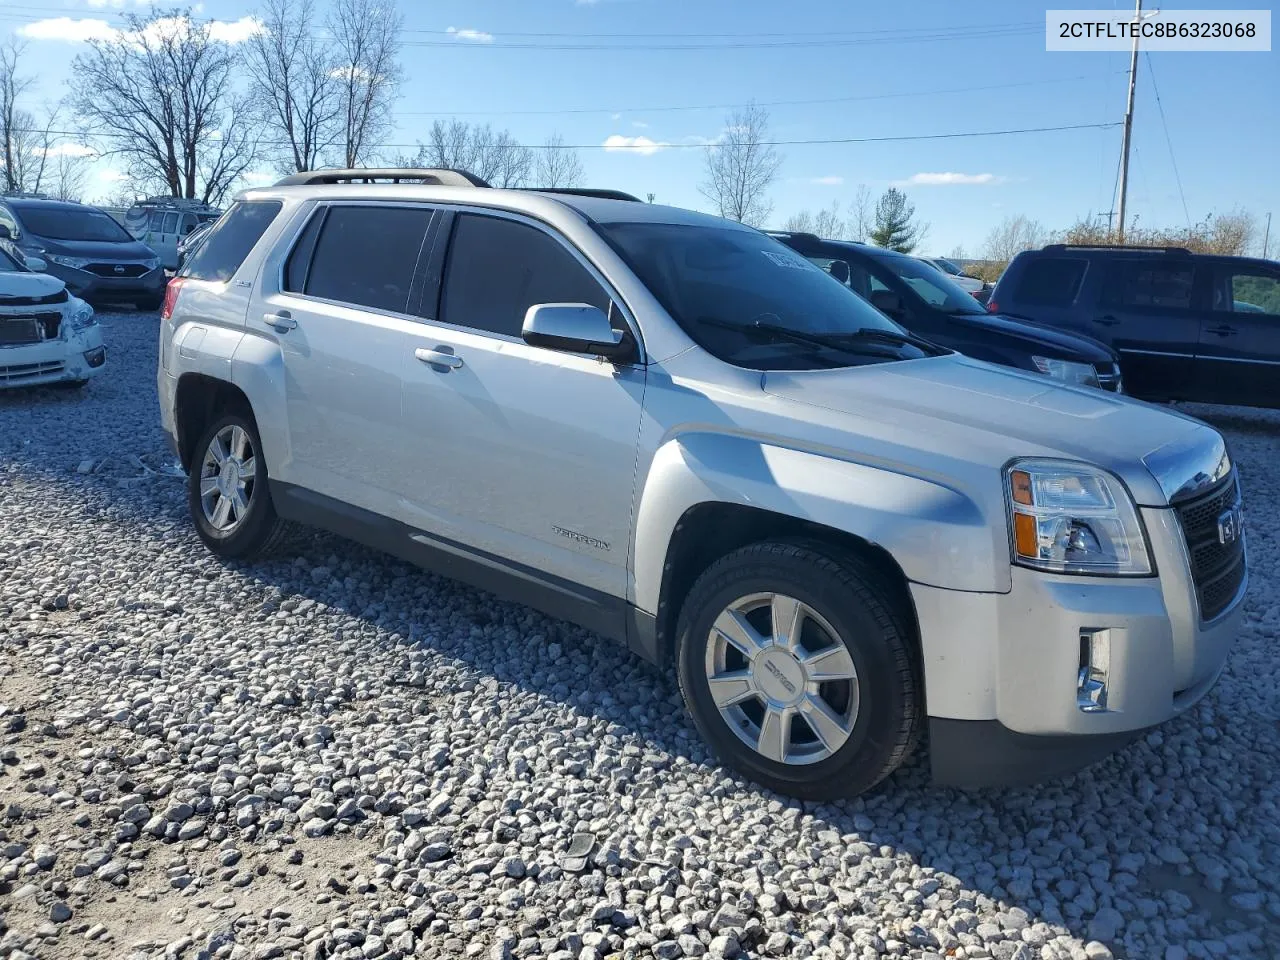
[1077,628,1110,713]
[83,347,106,368]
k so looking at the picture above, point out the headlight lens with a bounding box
[141,257,160,270]
[68,301,97,330]
[48,254,94,269]
[1006,460,1152,576]
[1032,356,1101,389]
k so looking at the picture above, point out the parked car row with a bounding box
[158,169,1247,797]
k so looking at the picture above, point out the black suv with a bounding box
[0,197,165,309]
[774,233,1122,391]
[990,244,1280,409]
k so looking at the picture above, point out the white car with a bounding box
[920,257,985,295]
[0,245,104,389]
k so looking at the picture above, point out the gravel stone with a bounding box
[0,315,1277,960]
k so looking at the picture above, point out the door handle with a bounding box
[415,346,463,370]
[1093,315,1119,326]
[262,311,296,331]
[1206,325,1237,337]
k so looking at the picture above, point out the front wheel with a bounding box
[188,411,293,559]
[675,541,922,799]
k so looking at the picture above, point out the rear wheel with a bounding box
[188,411,293,559]
[675,541,921,799]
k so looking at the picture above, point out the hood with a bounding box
[27,235,156,260]
[0,270,68,301]
[762,354,1221,506]
[950,312,1116,363]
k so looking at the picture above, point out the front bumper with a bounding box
[45,262,165,303]
[913,505,1246,787]
[0,327,106,387]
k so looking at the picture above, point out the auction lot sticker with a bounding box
[1047,9,1271,51]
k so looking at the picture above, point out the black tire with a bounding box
[188,410,294,560]
[675,541,922,799]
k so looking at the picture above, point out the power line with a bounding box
[16,120,1122,151]
[392,73,1124,118]
[1143,51,1191,229]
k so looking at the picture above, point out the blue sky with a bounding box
[4,0,1277,254]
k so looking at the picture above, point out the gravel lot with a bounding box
[1,311,1278,960]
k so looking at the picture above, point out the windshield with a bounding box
[932,258,963,275]
[597,221,926,370]
[876,254,985,315]
[16,207,133,243]
[0,247,25,272]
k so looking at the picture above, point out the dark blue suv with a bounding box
[990,244,1280,409]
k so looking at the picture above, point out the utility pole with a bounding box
[1115,0,1142,244]
[1263,212,1272,259]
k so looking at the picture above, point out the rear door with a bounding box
[256,202,438,514]
[1094,257,1201,400]
[1195,262,1280,407]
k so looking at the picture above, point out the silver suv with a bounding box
[157,170,1247,798]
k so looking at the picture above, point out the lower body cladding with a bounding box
[914,505,1246,787]
[0,327,106,387]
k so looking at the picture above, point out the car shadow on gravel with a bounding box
[9,455,1279,957]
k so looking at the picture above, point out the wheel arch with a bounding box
[173,373,254,471]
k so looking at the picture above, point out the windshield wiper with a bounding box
[831,327,948,356]
[697,316,911,358]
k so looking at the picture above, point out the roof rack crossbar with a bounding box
[1043,242,1192,255]
[274,168,491,188]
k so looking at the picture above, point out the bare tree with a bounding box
[982,214,1047,263]
[244,0,341,173]
[848,184,873,241]
[813,201,846,239]
[69,10,261,203]
[700,102,782,227]
[948,244,967,260]
[783,210,814,233]
[48,146,90,202]
[0,42,67,195]
[330,0,402,167]
[534,134,585,188]
[414,120,534,187]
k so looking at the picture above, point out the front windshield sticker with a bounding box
[760,250,808,270]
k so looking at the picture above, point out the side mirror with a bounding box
[870,289,905,320]
[522,303,635,362]
[24,255,48,273]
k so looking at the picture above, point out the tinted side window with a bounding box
[305,206,433,313]
[1101,260,1195,309]
[442,214,609,338]
[161,212,179,233]
[1012,257,1087,307]
[183,201,283,283]
[1218,268,1280,315]
[284,209,327,293]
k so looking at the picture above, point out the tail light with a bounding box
[160,277,185,321]
[986,300,999,313]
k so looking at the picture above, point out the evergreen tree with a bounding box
[870,188,920,252]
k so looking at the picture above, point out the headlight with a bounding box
[141,257,160,270]
[47,254,94,269]
[1006,460,1152,576]
[68,301,97,331]
[1032,356,1101,389]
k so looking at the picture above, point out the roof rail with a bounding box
[529,187,642,202]
[274,168,491,188]
[2,191,52,200]
[767,230,824,244]
[1042,243,1192,255]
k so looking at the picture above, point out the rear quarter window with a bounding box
[1011,257,1088,307]
[182,201,283,283]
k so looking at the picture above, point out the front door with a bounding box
[1195,263,1280,408]
[1095,257,1202,401]
[396,210,646,598]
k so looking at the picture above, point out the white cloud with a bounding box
[602,135,668,155]
[810,175,844,186]
[631,120,649,129]
[87,0,157,8]
[897,172,1004,186]
[36,143,97,159]
[18,13,262,45]
[446,26,494,43]
[99,169,129,182]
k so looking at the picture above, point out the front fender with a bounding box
[631,432,1011,613]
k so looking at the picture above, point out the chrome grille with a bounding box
[0,360,64,382]
[1175,473,1245,621]
[84,262,149,278]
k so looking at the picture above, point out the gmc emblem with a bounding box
[1217,505,1243,546]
